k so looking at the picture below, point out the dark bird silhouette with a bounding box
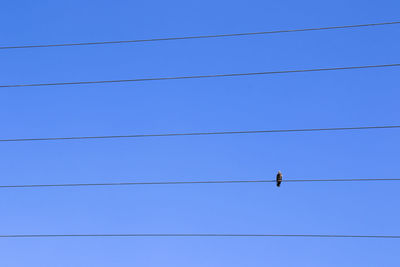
[276,171,282,187]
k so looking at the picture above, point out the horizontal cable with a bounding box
[1,21,399,50]
[0,63,399,88]
[285,178,400,182]
[0,125,399,143]
[0,233,398,239]
[1,178,399,189]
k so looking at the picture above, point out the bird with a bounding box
[276,171,282,187]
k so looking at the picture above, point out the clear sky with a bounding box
[1,0,399,266]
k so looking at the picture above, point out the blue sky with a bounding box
[1,0,399,266]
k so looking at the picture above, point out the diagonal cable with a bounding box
[1,21,399,50]
[0,125,399,143]
[0,178,400,189]
[0,64,399,88]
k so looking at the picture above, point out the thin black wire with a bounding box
[1,125,399,143]
[0,63,399,88]
[1,21,399,50]
[0,180,273,188]
[0,178,399,189]
[286,178,400,182]
[0,233,398,239]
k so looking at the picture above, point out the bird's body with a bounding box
[276,171,282,187]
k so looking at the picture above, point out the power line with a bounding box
[0,233,398,239]
[1,21,399,50]
[0,125,399,143]
[285,178,400,182]
[1,63,399,88]
[1,178,399,189]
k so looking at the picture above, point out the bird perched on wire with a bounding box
[276,171,282,187]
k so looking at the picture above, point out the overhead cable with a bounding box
[0,233,399,239]
[1,21,399,50]
[0,125,399,143]
[1,63,399,88]
[1,178,399,189]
